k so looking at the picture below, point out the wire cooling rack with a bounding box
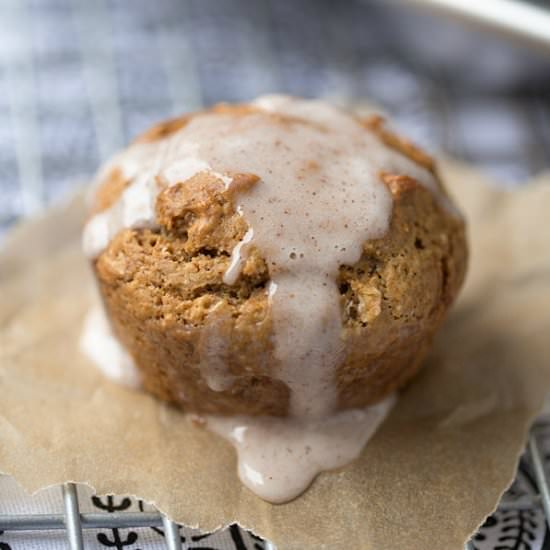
[0,483,277,549]
[1,1,550,548]
[0,424,549,550]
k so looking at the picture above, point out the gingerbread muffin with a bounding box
[82,95,466,420]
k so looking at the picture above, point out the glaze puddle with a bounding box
[205,396,395,503]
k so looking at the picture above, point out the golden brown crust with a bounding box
[336,177,467,407]
[95,108,427,218]
[91,168,132,215]
[91,107,467,416]
[134,104,323,147]
[380,173,420,198]
[363,115,435,172]
[133,115,192,144]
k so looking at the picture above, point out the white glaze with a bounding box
[224,228,254,286]
[205,395,395,503]
[198,306,236,392]
[82,145,231,257]
[80,306,141,388]
[82,96,439,502]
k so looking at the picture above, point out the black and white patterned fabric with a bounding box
[471,418,550,550]
[0,476,266,550]
[1,442,550,550]
[1,1,550,547]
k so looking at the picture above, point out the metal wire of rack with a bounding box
[6,482,319,549]
[0,425,548,549]
[1,1,550,548]
[1,426,549,549]
[0,483,277,549]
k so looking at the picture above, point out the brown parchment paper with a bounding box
[1,161,550,550]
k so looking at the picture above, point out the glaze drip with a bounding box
[80,306,141,388]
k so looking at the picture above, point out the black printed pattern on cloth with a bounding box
[0,531,12,550]
[471,457,546,550]
[136,499,266,550]
[472,508,543,550]
[248,531,267,550]
[92,496,140,549]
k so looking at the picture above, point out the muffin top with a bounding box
[83,95,463,419]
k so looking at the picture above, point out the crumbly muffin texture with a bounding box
[91,103,467,416]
